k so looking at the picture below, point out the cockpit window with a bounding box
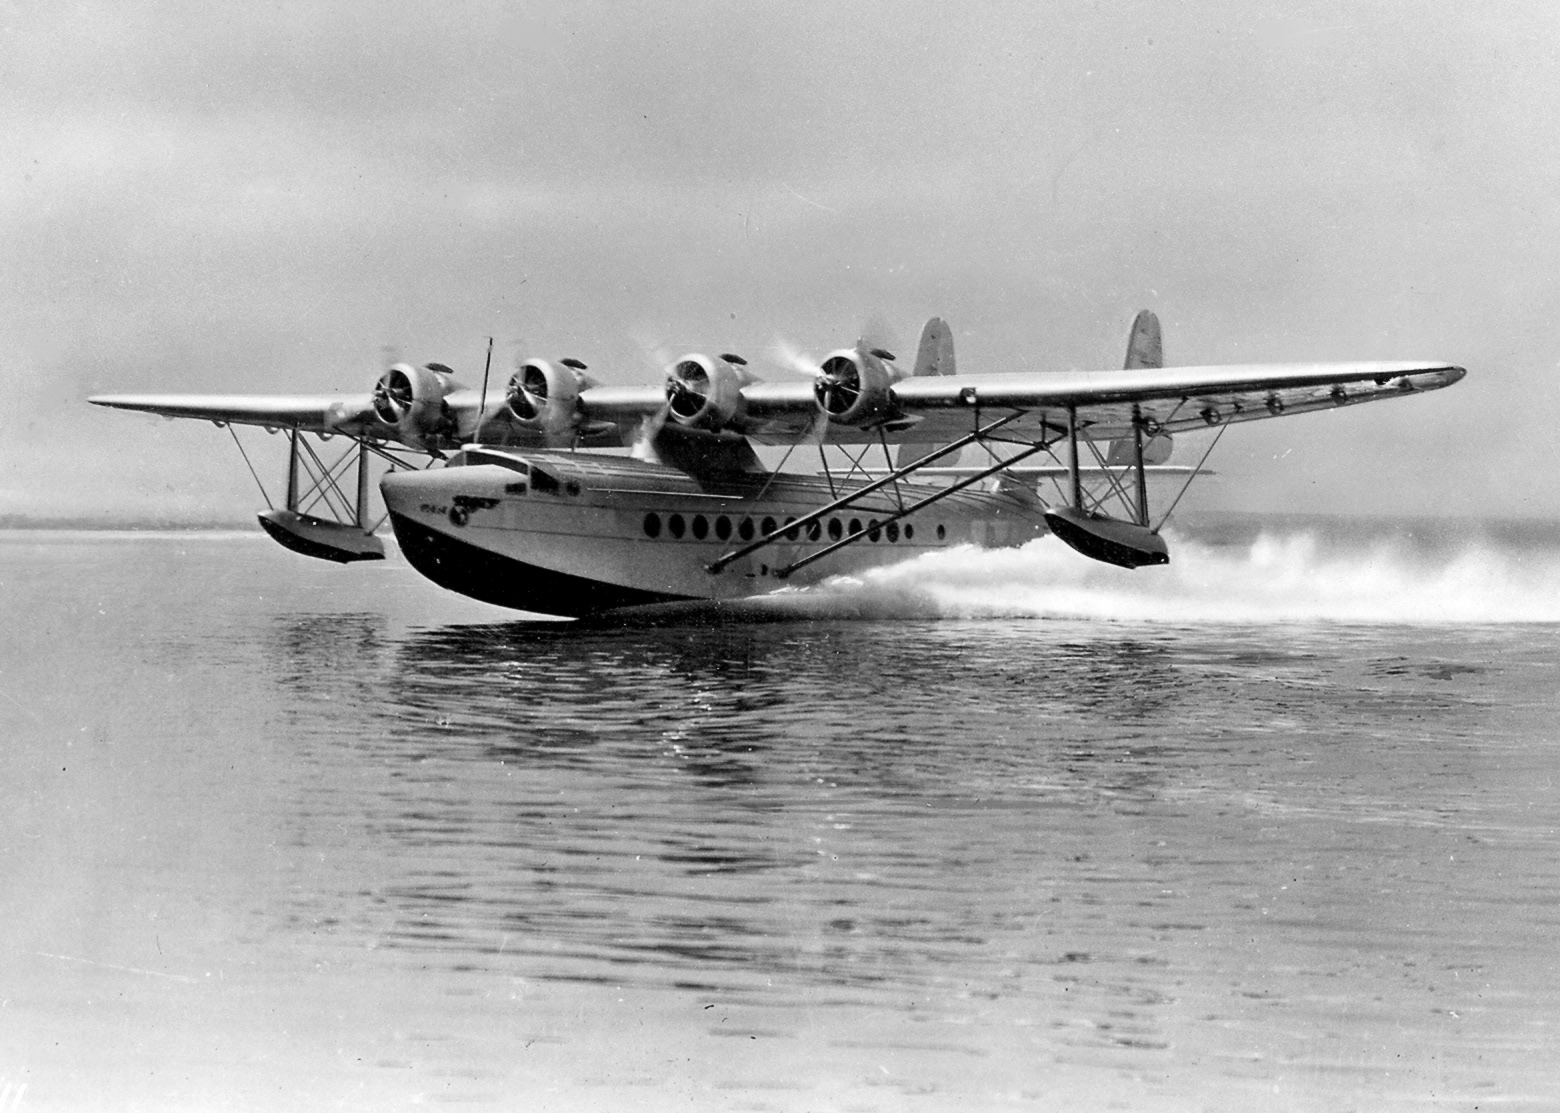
[453,449,529,475]
[530,466,561,495]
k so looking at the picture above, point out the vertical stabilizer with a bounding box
[912,317,956,377]
[1123,309,1162,370]
[1107,310,1173,465]
[896,318,956,468]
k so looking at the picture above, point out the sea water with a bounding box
[3,519,1559,1111]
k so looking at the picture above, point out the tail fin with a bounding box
[896,318,955,468]
[912,316,955,377]
[1123,309,1162,370]
[1106,310,1173,465]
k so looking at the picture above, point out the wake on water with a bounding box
[743,521,1560,625]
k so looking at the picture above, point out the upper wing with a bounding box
[886,360,1466,441]
[88,392,381,435]
[577,359,1466,445]
[88,384,513,450]
[90,359,1465,450]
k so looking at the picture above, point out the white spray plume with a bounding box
[783,529,1560,625]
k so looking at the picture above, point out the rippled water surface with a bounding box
[5,526,1560,1111]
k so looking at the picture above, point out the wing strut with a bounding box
[1041,404,1172,568]
[774,432,1062,579]
[706,412,1038,577]
[253,427,394,563]
[1132,408,1150,527]
[1153,421,1226,532]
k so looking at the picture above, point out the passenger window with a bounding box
[886,522,899,542]
[738,517,755,541]
[715,516,732,541]
[643,513,661,539]
[868,520,881,542]
[692,515,709,540]
[669,513,686,539]
[828,518,842,541]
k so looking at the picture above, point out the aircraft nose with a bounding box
[379,465,475,527]
[378,466,443,517]
[381,463,513,534]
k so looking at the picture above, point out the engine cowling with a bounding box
[372,362,457,449]
[813,347,899,426]
[506,359,593,443]
[665,354,751,432]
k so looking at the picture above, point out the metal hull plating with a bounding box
[381,449,1047,617]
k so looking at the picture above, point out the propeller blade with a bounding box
[857,312,902,359]
[770,336,824,378]
[629,404,670,462]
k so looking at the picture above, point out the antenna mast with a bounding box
[474,336,495,443]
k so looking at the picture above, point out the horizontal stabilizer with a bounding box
[258,509,385,563]
[1043,507,1169,569]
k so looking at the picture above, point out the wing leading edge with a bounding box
[88,392,381,434]
[638,359,1466,445]
[90,357,1465,450]
[870,360,1466,443]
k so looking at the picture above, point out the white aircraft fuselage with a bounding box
[379,446,1046,617]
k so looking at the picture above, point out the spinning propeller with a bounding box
[372,366,416,424]
[814,348,895,418]
[507,363,550,421]
[502,357,591,444]
[665,358,710,420]
[368,362,457,449]
[814,354,861,416]
[774,323,897,420]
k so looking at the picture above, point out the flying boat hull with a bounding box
[380,448,1046,617]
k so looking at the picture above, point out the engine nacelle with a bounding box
[665,354,752,432]
[506,359,593,442]
[813,347,899,426]
[372,362,457,449]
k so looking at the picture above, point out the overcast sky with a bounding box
[3,1,1556,522]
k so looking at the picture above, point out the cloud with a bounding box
[3,0,1557,521]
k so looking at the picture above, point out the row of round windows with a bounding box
[642,511,946,545]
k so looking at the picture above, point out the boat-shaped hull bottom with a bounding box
[258,509,385,563]
[1042,507,1170,568]
[387,511,696,616]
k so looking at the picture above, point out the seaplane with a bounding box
[89,311,1465,618]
